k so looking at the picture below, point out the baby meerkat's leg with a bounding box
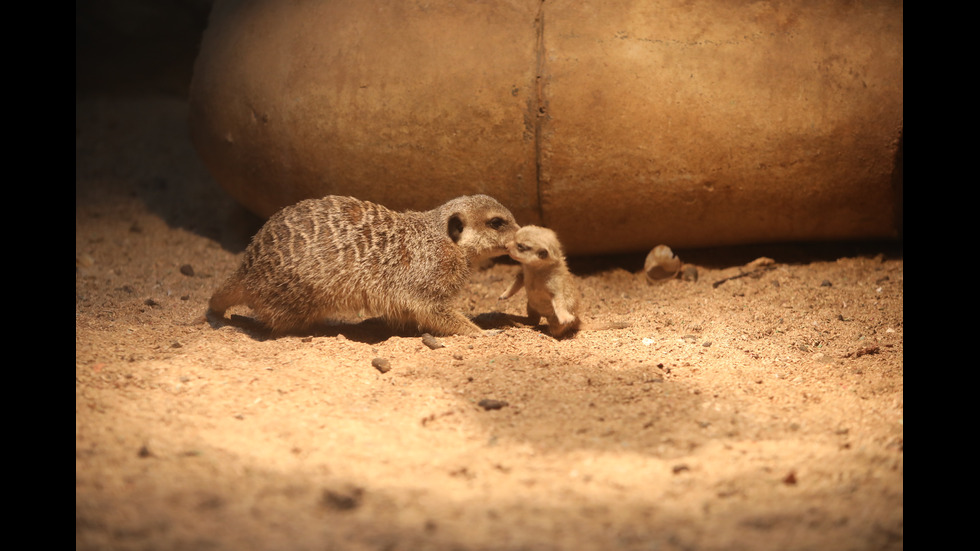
[549,319,577,338]
[525,304,544,326]
[551,298,577,326]
[499,271,525,300]
[547,307,580,338]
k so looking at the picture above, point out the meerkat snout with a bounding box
[440,195,519,264]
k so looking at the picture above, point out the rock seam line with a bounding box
[533,1,547,226]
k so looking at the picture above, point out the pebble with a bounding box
[320,485,364,511]
[421,333,445,350]
[371,358,391,373]
[478,399,508,410]
[76,253,95,269]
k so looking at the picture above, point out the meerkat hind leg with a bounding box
[207,279,246,319]
[414,308,484,336]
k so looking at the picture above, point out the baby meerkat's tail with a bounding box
[580,320,631,332]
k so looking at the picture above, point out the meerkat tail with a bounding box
[207,280,245,318]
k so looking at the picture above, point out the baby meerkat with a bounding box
[208,194,518,336]
[499,225,581,338]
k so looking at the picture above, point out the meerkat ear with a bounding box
[538,249,549,260]
[448,214,464,243]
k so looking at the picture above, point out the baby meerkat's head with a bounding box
[440,194,519,262]
[506,225,565,266]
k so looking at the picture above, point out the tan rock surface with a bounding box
[189,0,903,254]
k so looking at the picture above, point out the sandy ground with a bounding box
[76,16,902,550]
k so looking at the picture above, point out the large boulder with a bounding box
[189,0,903,255]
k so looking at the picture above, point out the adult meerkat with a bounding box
[499,225,581,338]
[208,194,519,336]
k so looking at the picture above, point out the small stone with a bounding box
[321,485,364,511]
[371,358,391,373]
[76,253,95,269]
[180,264,195,277]
[421,333,445,350]
[478,399,508,410]
[847,346,880,359]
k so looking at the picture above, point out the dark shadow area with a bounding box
[76,0,210,99]
[209,311,529,345]
[75,94,259,252]
[208,313,418,344]
[410,349,718,459]
[75,0,254,251]
[675,239,904,268]
[567,238,903,276]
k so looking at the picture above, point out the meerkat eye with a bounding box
[487,217,508,230]
[517,243,530,252]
